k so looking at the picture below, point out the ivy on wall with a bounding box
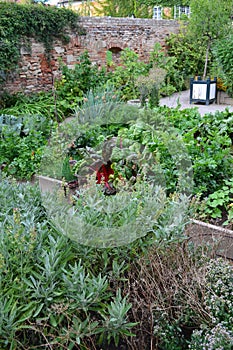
[0,2,83,83]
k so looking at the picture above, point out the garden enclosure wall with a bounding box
[1,17,180,94]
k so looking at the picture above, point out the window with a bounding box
[174,6,190,19]
[153,6,163,20]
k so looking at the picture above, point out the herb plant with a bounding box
[0,180,136,349]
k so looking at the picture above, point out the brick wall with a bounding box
[2,17,180,94]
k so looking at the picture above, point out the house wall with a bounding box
[2,17,180,94]
[57,0,102,17]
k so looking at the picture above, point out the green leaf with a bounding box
[33,303,44,318]
[49,314,58,327]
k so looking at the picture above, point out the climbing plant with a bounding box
[0,2,82,83]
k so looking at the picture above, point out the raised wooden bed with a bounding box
[38,175,63,193]
[217,91,233,105]
[37,175,77,203]
[186,219,233,261]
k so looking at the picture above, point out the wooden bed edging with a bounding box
[186,219,233,260]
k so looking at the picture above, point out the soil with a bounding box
[206,208,233,231]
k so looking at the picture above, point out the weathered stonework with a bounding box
[2,17,180,94]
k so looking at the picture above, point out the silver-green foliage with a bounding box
[0,180,135,349]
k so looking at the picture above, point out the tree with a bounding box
[94,0,192,18]
[136,0,190,6]
[212,34,233,97]
[188,0,233,79]
[95,0,190,17]
[94,0,150,18]
[94,0,191,18]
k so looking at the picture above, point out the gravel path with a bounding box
[160,90,233,116]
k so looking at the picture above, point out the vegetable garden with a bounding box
[0,2,232,349]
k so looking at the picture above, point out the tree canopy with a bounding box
[136,0,190,6]
[188,0,233,78]
[94,0,190,18]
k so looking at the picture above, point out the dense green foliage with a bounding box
[1,84,233,221]
[0,180,232,349]
[55,51,109,113]
[0,91,66,120]
[167,2,233,82]
[0,180,138,349]
[188,0,233,79]
[0,2,81,82]
[0,47,181,117]
[0,4,232,347]
[160,107,233,196]
[94,0,190,18]
[94,0,151,18]
[49,103,233,198]
[37,91,233,226]
[201,178,233,225]
[105,45,183,101]
[213,35,233,97]
[166,29,208,84]
[0,114,53,179]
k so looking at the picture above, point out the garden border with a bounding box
[186,219,233,261]
[38,175,233,260]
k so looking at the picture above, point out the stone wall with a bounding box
[2,17,180,94]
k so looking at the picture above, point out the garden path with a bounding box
[160,89,233,116]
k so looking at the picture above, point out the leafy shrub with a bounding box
[156,107,233,196]
[54,180,186,247]
[212,34,233,97]
[149,42,184,94]
[124,243,233,350]
[40,90,142,183]
[0,180,136,349]
[203,258,233,328]
[0,114,53,179]
[0,91,66,121]
[189,258,233,349]
[106,44,182,104]
[107,48,149,101]
[189,324,233,350]
[136,66,167,107]
[166,28,210,83]
[74,82,122,124]
[55,51,108,113]
[201,178,233,227]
